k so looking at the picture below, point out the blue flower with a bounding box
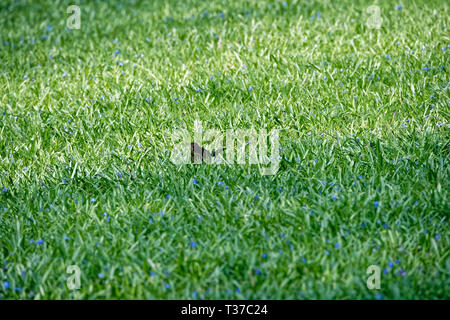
[262,253,267,258]
[91,198,96,203]
[334,243,339,249]
[256,269,261,275]
[375,293,384,300]
[435,234,441,241]
[114,50,120,56]
[395,4,403,10]
[193,179,198,185]
[46,25,52,31]
[423,67,429,71]
[151,271,156,277]
[388,261,394,268]
[1,187,8,193]
[219,12,225,18]
[190,241,197,248]
[301,257,307,263]
[3,281,10,289]
[324,250,330,255]
[166,194,171,199]
[165,283,170,289]
[385,54,391,60]
[382,224,389,229]
[235,288,240,293]
[36,239,44,245]
[98,273,103,278]
[64,236,70,241]
[383,268,389,274]
[374,201,379,208]
[331,195,337,200]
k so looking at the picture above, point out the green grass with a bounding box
[0,0,449,299]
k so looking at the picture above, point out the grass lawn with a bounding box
[0,0,448,299]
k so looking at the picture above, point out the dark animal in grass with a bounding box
[190,142,225,163]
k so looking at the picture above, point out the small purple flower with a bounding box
[193,179,198,185]
[3,281,10,289]
[165,283,170,289]
[36,239,44,245]
[98,273,103,278]
[435,234,440,241]
[190,241,197,248]
[399,269,406,276]
[334,243,339,249]
[235,288,240,293]
[331,195,337,200]
[374,201,379,208]
[324,250,330,255]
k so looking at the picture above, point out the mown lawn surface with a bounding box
[0,0,448,299]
